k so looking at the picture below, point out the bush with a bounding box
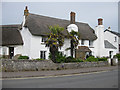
[75,58,84,62]
[34,58,44,61]
[65,56,76,63]
[114,54,120,61]
[97,57,107,61]
[49,52,66,63]
[86,56,98,62]
[56,52,66,63]
[18,56,29,59]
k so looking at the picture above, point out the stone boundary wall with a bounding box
[1,59,109,72]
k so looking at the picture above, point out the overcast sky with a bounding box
[2,2,118,32]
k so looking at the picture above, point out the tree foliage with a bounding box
[66,30,80,57]
[45,25,64,62]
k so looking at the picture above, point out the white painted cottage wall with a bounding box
[104,31,119,53]
[20,27,32,57]
[14,45,23,56]
[59,38,71,56]
[30,35,49,59]
[94,25,105,57]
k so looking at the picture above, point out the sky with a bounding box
[1,2,118,32]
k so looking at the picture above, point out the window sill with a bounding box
[89,46,94,48]
[41,43,45,45]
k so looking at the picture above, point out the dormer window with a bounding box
[81,40,84,45]
[114,37,117,42]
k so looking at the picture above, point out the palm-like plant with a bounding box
[45,25,64,63]
[66,30,80,58]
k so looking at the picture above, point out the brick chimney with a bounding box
[24,6,29,17]
[70,12,75,24]
[98,18,103,25]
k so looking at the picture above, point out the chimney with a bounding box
[24,6,29,17]
[70,12,75,24]
[98,18,103,25]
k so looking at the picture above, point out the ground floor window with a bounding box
[40,51,46,59]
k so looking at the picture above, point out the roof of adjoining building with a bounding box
[104,40,117,49]
[77,46,91,52]
[0,25,23,46]
[24,13,97,40]
[105,29,120,37]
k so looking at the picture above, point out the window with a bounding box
[89,40,93,47]
[114,37,117,42]
[81,40,84,45]
[40,51,46,59]
[41,37,47,42]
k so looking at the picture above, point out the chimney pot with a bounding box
[98,18,103,25]
[24,6,29,17]
[108,27,111,29]
[70,12,75,24]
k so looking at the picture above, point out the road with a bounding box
[2,70,118,88]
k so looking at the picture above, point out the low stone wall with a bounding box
[1,59,109,72]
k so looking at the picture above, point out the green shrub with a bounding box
[65,56,76,63]
[114,54,120,61]
[97,57,107,61]
[18,56,29,59]
[76,58,84,62]
[56,52,66,63]
[86,56,98,62]
[34,58,44,61]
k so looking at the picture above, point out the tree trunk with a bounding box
[71,40,74,58]
[50,45,58,63]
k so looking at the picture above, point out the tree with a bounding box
[66,30,80,58]
[45,25,64,63]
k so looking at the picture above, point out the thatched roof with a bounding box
[24,13,97,40]
[0,25,23,46]
[77,46,91,52]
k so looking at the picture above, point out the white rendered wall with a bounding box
[30,35,49,59]
[14,45,23,56]
[94,25,105,57]
[104,31,119,53]
[59,38,71,57]
[20,27,32,57]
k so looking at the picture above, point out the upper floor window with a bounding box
[89,40,93,47]
[81,40,84,45]
[114,37,117,42]
[41,37,47,42]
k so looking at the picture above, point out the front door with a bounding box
[109,51,113,58]
[9,47,14,59]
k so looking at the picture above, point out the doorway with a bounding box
[9,47,14,59]
[109,51,113,58]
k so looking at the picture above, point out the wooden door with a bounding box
[9,47,14,59]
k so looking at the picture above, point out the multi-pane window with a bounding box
[81,40,84,45]
[89,40,93,47]
[41,37,47,42]
[40,51,46,59]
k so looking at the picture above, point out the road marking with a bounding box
[1,70,110,81]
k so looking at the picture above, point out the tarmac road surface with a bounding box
[2,69,118,88]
